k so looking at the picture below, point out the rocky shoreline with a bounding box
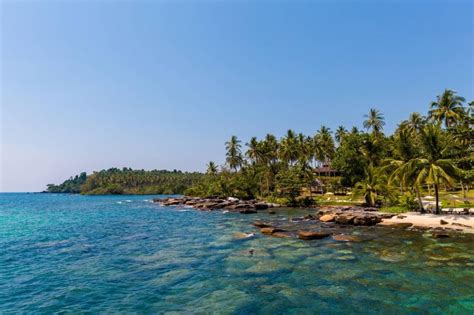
[153,197,471,239]
[153,196,280,213]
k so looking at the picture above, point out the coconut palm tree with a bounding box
[314,126,335,165]
[335,126,347,144]
[246,137,261,164]
[407,124,460,214]
[384,129,424,211]
[279,129,298,166]
[225,135,243,171]
[206,161,218,175]
[429,89,466,128]
[399,112,426,135]
[363,108,385,134]
[353,165,395,207]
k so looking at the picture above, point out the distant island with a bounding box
[46,168,204,195]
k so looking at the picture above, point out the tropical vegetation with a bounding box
[46,168,203,195]
[186,89,473,210]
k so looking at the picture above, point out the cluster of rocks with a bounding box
[153,196,280,213]
[316,206,396,226]
[253,221,349,241]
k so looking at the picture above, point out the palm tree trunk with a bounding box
[434,183,440,214]
[461,181,467,200]
[415,186,424,213]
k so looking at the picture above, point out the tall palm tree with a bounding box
[335,126,347,144]
[246,137,261,164]
[384,129,423,211]
[225,135,243,171]
[407,124,459,214]
[429,89,466,128]
[206,161,218,175]
[279,129,298,166]
[363,108,385,134]
[314,126,335,165]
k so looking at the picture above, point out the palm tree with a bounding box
[335,126,347,144]
[384,129,424,211]
[225,135,243,171]
[279,129,298,166]
[314,126,335,165]
[353,165,395,207]
[363,108,385,134]
[400,112,425,134]
[246,137,261,164]
[429,89,466,128]
[206,161,218,175]
[407,124,459,214]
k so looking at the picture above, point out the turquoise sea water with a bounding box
[1,193,473,314]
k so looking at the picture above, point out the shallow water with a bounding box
[1,193,473,313]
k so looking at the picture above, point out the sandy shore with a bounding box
[381,213,474,233]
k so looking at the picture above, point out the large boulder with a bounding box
[353,215,382,226]
[319,214,336,222]
[335,214,356,225]
[255,202,269,210]
[298,231,331,240]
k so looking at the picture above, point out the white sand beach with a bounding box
[381,213,474,233]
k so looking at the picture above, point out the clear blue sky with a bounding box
[1,0,472,192]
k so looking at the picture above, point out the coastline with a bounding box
[154,197,474,237]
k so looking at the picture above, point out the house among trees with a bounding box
[314,164,340,177]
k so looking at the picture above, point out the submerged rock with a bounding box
[332,234,359,242]
[253,221,273,228]
[376,222,413,228]
[260,227,286,235]
[298,231,331,240]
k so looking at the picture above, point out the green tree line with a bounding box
[46,168,204,195]
[186,89,473,212]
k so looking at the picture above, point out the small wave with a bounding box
[222,210,229,214]
[125,200,132,203]
[117,201,123,204]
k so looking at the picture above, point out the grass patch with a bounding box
[381,206,410,214]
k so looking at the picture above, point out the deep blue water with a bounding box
[0,193,473,314]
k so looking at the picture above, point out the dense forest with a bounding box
[46,172,87,193]
[185,89,473,213]
[46,168,204,195]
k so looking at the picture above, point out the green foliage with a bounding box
[48,168,203,195]
[332,131,368,186]
[46,172,87,193]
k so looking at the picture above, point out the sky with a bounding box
[1,0,473,192]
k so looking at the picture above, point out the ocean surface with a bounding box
[1,193,473,314]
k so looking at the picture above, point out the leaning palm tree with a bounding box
[225,135,243,171]
[363,108,385,134]
[407,124,460,214]
[206,161,218,175]
[428,89,466,128]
